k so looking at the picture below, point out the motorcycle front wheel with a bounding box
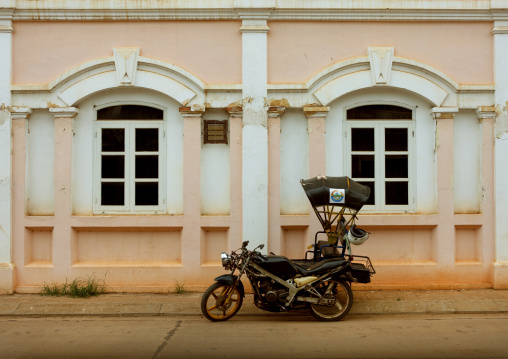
[309,279,353,322]
[201,282,243,322]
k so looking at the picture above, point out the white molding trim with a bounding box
[48,107,79,118]
[269,56,462,93]
[12,56,206,93]
[8,0,506,21]
[314,70,449,107]
[58,70,196,107]
[10,53,494,110]
[10,106,31,120]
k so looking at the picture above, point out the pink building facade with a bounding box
[1,0,508,293]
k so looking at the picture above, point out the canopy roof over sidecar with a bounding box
[300,176,371,211]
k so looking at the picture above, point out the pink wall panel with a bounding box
[12,21,242,85]
[268,22,493,85]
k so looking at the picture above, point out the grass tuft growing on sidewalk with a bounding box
[41,275,106,298]
[175,280,187,294]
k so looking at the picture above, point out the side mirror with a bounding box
[259,244,265,250]
[242,241,249,249]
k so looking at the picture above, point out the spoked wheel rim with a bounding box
[202,283,242,321]
[309,279,353,321]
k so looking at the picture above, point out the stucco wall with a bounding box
[267,22,493,85]
[12,21,242,85]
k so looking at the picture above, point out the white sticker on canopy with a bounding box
[330,188,345,204]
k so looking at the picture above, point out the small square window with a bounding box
[203,120,228,144]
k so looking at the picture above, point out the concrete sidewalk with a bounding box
[1,289,508,317]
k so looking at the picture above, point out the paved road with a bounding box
[1,314,507,359]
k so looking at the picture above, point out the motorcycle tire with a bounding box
[308,279,353,322]
[201,282,243,322]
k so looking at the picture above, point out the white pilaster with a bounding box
[431,108,457,267]
[492,19,508,288]
[49,107,78,271]
[180,106,205,270]
[237,0,274,252]
[0,6,14,293]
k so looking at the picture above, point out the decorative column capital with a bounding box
[476,106,497,122]
[0,24,13,33]
[225,106,243,118]
[431,107,458,120]
[179,105,205,118]
[49,107,79,118]
[235,0,274,23]
[0,7,14,32]
[303,106,330,119]
[10,107,32,120]
[267,106,285,118]
[492,26,508,35]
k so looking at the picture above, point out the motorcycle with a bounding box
[200,176,375,322]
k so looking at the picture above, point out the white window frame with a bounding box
[345,120,415,213]
[93,119,166,214]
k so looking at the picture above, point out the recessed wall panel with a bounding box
[281,226,308,259]
[355,226,436,264]
[25,227,53,267]
[455,225,481,264]
[72,227,182,267]
[201,227,229,266]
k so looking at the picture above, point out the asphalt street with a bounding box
[1,314,508,359]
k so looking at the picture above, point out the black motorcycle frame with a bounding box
[203,241,357,319]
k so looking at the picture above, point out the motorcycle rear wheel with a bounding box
[201,282,243,322]
[309,279,353,322]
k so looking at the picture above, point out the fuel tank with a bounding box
[253,255,299,280]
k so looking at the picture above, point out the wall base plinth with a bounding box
[0,264,15,294]
[493,261,508,289]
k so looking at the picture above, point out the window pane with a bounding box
[101,182,124,206]
[135,155,158,178]
[351,128,374,151]
[385,128,408,151]
[352,155,375,178]
[385,182,408,205]
[136,128,159,152]
[385,155,408,178]
[347,105,412,120]
[101,155,124,179]
[358,181,375,205]
[97,105,163,120]
[135,182,158,205]
[102,129,124,152]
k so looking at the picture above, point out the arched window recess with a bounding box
[94,105,166,214]
[345,104,415,212]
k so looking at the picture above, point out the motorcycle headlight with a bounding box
[221,252,232,270]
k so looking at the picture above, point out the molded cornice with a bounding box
[7,0,508,21]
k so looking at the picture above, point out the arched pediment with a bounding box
[313,69,449,107]
[42,49,205,107]
[306,48,459,107]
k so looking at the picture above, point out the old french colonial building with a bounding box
[1,0,508,293]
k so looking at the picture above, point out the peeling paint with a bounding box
[0,109,8,126]
[269,98,289,107]
[227,100,243,108]
[495,103,508,139]
[47,102,59,108]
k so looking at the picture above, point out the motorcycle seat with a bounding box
[292,258,348,276]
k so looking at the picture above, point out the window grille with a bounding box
[203,120,228,144]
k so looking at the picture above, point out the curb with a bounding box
[2,290,508,317]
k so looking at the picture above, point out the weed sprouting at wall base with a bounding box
[41,275,106,298]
